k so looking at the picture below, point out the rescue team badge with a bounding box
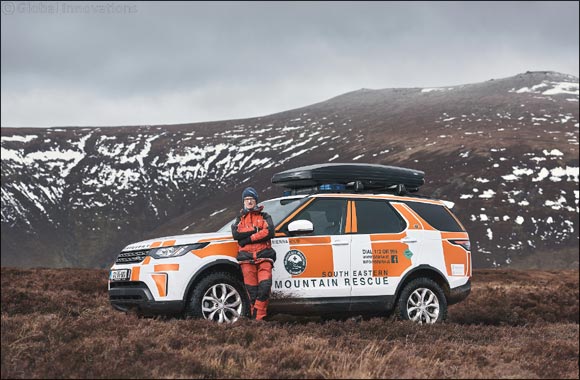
[284,249,307,275]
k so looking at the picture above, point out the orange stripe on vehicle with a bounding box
[441,232,469,240]
[142,257,151,265]
[288,236,331,245]
[403,204,437,231]
[131,266,140,281]
[191,242,238,258]
[467,252,471,277]
[198,236,233,243]
[154,264,179,272]
[369,241,412,277]
[345,201,352,233]
[351,201,358,233]
[370,232,407,241]
[289,244,334,278]
[442,240,468,276]
[151,274,167,297]
[400,198,443,205]
[150,241,162,248]
[162,240,176,247]
[391,203,423,230]
[276,198,315,230]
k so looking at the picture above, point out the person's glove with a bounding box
[239,237,252,247]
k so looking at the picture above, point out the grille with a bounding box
[110,294,144,301]
[109,281,146,289]
[115,250,149,264]
[109,282,152,302]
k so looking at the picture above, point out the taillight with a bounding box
[449,240,471,251]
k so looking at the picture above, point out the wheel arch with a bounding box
[395,265,450,302]
[182,259,243,303]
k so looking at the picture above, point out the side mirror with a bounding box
[287,220,314,235]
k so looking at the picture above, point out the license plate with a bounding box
[110,269,131,281]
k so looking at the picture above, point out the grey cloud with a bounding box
[1,1,578,127]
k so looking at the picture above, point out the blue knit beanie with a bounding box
[242,187,259,203]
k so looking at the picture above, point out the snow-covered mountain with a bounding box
[2,71,578,269]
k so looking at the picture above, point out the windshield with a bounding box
[217,196,307,232]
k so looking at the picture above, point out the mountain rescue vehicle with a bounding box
[108,163,472,324]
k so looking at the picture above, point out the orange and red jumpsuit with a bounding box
[231,206,276,320]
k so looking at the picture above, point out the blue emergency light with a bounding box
[319,184,346,191]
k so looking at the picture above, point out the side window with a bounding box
[402,201,464,232]
[285,198,347,236]
[355,200,406,234]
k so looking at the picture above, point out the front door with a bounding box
[271,198,350,300]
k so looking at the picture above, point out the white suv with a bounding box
[109,164,471,324]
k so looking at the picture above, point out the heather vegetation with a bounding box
[1,267,578,379]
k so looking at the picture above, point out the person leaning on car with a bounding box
[231,187,276,320]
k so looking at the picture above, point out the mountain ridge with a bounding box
[1,71,578,269]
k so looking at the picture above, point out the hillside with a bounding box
[1,71,578,268]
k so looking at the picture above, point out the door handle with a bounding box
[401,237,417,243]
[332,240,350,246]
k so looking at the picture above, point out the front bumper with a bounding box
[109,281,185,316]
[447,279,471,305]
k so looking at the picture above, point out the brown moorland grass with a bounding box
[1,268,578,379]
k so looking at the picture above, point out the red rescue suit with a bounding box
[231,206,275,320]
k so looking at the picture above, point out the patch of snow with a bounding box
[502,174,519,181]
[210,208,227,217]
[1,135,38,143]
[479,189,496,199]
[542,81,579,96]
[543,149,564,156]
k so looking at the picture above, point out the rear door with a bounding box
[348,199,412,298]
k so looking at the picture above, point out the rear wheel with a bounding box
[186,272,249,323]
[396,278,447,324]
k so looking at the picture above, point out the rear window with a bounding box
[355,200,406,234]
[402,201,464,232]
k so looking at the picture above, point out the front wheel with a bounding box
[396,278,447,324]
[185,272,250,323]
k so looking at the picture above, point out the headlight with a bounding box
[149,243,209,259]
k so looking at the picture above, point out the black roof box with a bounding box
[271,163,425,193]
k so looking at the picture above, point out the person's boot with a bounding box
[254,300,269,321]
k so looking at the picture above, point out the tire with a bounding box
[396,278,447,324]
[185,272,250,323]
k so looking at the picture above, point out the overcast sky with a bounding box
[1,1,578,128]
